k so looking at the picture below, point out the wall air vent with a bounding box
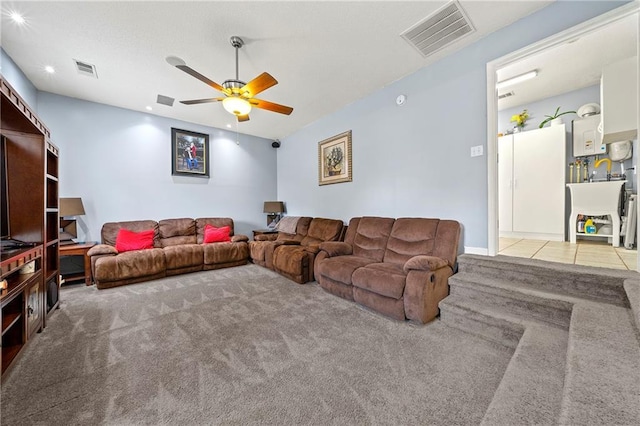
[156,94,175,107]
[401,0,474,58]
[498,91,515,100]
[74,59,98,78]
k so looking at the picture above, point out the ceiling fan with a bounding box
[168,36,293,122]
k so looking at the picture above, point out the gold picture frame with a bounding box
[318,130,352,186]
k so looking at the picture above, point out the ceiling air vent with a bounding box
[74,59,98,78]
[401,0,474,58]
[498,91,515,100]
[156,94,175,107]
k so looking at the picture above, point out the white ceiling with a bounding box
[497,13,638,111]
[1,1,554,140]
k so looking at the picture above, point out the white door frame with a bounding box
[486,2,640,271]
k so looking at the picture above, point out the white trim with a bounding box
[499,231,563,241]
[486,2,640,266]
[464,246,489,255]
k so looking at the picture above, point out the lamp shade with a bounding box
[263,201,284,213]
[60,197,85,216]
[223,96,252,116]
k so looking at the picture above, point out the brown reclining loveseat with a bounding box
[314,216,460,323]
[249,217,344,283]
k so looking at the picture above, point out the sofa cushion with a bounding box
[115,228,155,253]
[102,220,160,247]
[159,218,197,247]
[272,245,307,276]
[300,218,343,246]
[204,225,231,243]
[275,216,313,242]
[383,218,439,266]
[351,217,395,261]
[94,248,166,281]
[163,244,204,270]
[316,255,376,286]
[352,262,407,299]
[203,242,248,265]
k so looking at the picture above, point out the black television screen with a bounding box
[1,135,9,239]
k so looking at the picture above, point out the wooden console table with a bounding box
[60,242,96,286]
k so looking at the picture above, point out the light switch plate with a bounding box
[470,145,484,157]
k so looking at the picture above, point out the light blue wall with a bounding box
[0,48,37,109]
[37,92,278,241]
[498,85,600,137]
[277,1,627,251]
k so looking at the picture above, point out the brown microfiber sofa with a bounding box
[249,217,345,283]
[314,216,461,323]
[249,217,313,269]
[87,217,249,289]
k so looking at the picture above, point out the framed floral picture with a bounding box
[318,130,352,186]
[171,128,209,177]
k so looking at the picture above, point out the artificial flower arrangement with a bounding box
[510,109,529,129]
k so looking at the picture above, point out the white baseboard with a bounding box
[463,246,489,255]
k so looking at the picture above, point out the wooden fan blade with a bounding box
[249,98,293,115]
[237,114,250,122]
[180,98,224,105]
[176,65,228,94]
[240,72,278,98]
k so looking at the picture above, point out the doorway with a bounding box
[486,3,640,271]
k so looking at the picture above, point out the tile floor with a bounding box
[499,237,638,270]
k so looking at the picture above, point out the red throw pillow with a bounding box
[203,224,231,243]
[115,228,155,252]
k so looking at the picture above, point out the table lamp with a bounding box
[59,197,85,244]
[263,201,285,228]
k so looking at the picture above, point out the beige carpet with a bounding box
[1,264,512,425]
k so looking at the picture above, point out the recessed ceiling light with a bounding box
[226,124,232,128]
[145,106,152,111]
[44,66,55,74]
[10,11,25,24]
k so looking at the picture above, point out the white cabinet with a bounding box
[499,125,566,240]
[601,56,638,144]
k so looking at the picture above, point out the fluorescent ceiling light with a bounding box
[496,70,538,90]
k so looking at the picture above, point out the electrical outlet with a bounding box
[470,145,484,157]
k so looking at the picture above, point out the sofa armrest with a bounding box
[255,233,278,241]
[87,244,118,257]
[231,234,249,243]
[403,255,451,273]
[318,241,352,257]
[304,244,320,254]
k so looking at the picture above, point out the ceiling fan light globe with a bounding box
[222,97,252,116]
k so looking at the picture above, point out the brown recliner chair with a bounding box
[248,217,312,269]
[315,216,460,323]
[271,218,345,283]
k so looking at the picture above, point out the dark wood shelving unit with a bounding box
[1,77,59,377]
[2,311,21,335]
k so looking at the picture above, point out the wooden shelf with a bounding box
[1,312,21,336]
[1,76,54,376]
[1,345,21,373]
